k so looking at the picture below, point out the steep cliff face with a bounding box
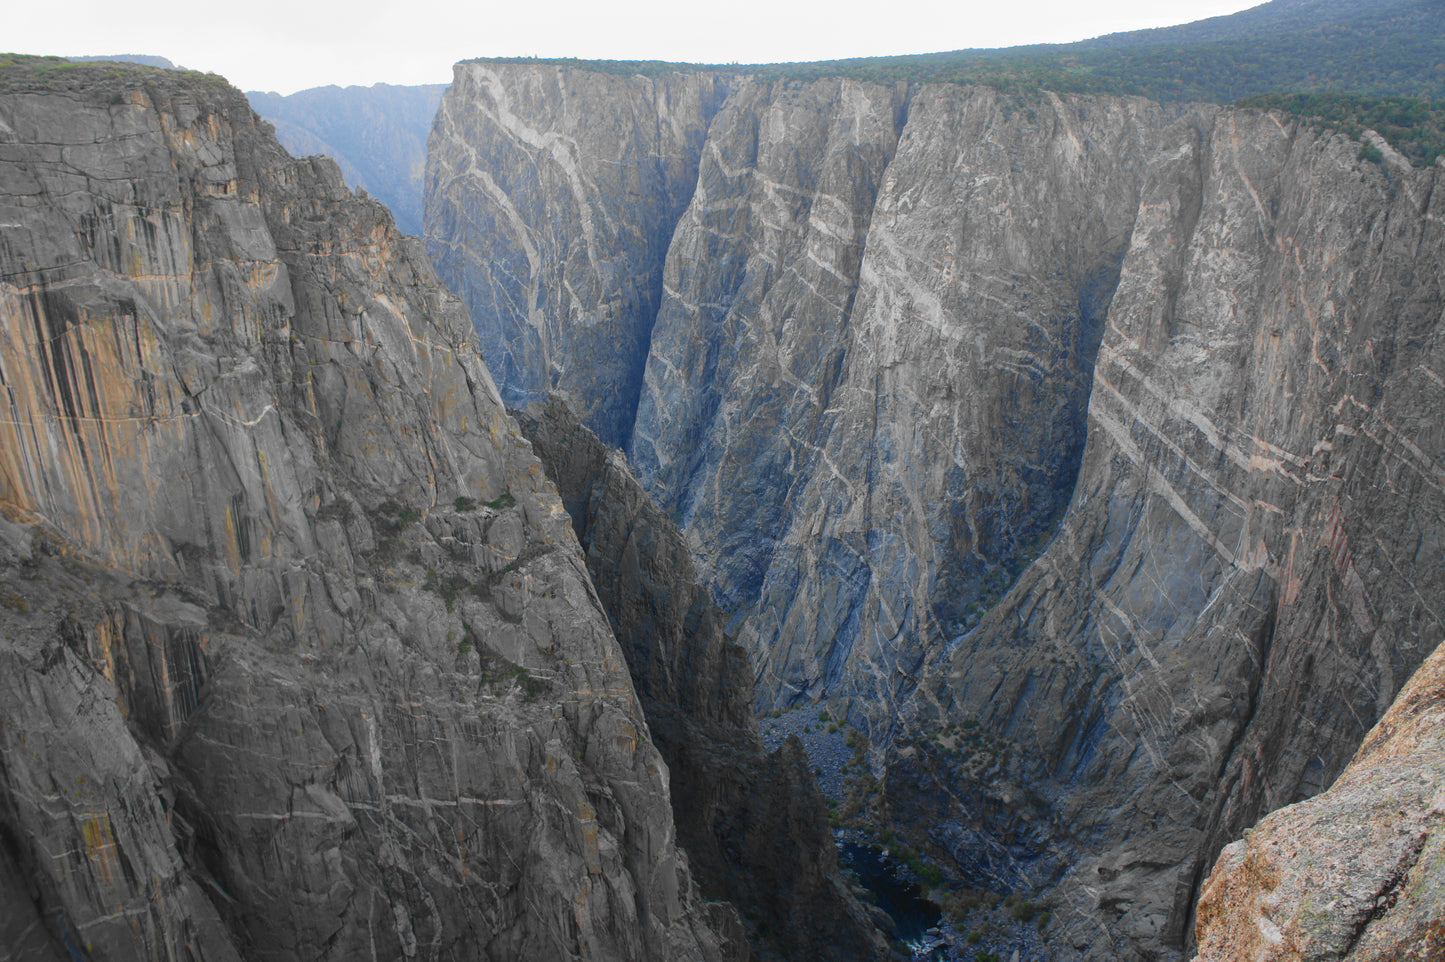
[0,59,732,962]
[427,64,733,447]
[898,119,1445,959]
[427,62,1445,961]
[428,70,1184,717]
[515,395,889,962]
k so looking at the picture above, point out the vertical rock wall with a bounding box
[426,64,733,447]
[901,118,1445,958]
[0,60,732,962]
[429,71,1173,718]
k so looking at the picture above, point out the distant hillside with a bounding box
[479,0,1442,101]
[248,83,447,237]
[471,0,1445,163]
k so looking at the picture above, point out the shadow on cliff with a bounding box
[518,394,895,962]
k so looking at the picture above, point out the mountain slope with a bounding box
[493,0,1445,105]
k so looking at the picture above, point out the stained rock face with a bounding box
[516,394,889,962]
[427,62,1445,962]
[1191,637,1445,961]
[0,61,731,962]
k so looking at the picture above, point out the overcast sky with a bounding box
[14,0,1265,95]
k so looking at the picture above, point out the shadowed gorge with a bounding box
[516,394,890,961]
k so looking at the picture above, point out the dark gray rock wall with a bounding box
[516,395,890,962]
[899,121,1445,959]
[427,64,734,447]
[427,70,1204,717]
[0,61,732,962]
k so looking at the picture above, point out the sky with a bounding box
[13,0,1266,95]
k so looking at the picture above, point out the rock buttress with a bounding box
[0,58,735,962]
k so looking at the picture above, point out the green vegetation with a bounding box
[467,10,1445,103]
[0,54,232,96]
[466,2,1445,165]
[465,639,551,701]
[1236,92,1445,166]
[830,732,882,829]
[423,570,474,610]
[315,500,354,524]
[372,499,421,535]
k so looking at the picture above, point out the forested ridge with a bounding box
[468,0,1445,164]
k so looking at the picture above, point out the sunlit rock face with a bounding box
[429,62,1445,961]
[1191,635,1445,962]
[0,61,737,962]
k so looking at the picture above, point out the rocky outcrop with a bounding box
[248,82,448,237]
[427,62,1445,961]
[0,58,732,961]
[1191,636,1445,961]
[516,394,890,961]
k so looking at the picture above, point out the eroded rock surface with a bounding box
[898,119,1445,960]
[0,60,732,962]
[426,64,733,447]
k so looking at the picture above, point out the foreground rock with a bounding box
[1192,638,1445,961]
[517,394,890,961]
[0,58,731,962]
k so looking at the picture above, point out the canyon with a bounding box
[426,63,1445,959]
[0,59,874,962]
[1,28,1443,962]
